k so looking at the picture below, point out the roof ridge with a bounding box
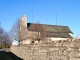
[27,23,68,27]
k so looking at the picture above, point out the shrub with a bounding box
[0,45,2,49]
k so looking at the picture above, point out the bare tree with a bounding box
[0,26,11,48]
[30,22,48,43]
[9,19,20,42]
[9,16,27,44]
[0,27,4,44]
[2,32,11,48]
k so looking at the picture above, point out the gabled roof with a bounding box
[44,24,73,33]
[27,23,73,33]
[27,23,73,38]
[47,32,72,38]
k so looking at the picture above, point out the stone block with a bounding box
[63,50,68,55]
[61,55,69,60]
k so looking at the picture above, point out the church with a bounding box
[20,15,73,44]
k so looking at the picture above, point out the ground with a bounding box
[0,51,23,60]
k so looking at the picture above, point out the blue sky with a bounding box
[0,0,80,38]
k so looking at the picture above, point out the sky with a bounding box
[0,0,80,38]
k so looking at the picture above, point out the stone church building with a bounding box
[20,15,73,44]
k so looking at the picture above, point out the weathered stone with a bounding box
[11,39,80,60]
[58,50,63,55]
[63,50,68,55]
[70,58,80,60]
[61,55,68,60]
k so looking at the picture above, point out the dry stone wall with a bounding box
[10,39,80,60]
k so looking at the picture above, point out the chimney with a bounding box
[21,15,27,28]
[19,15,28,41]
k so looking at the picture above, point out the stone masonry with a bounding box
[19,15,27,41]
[10,39,80,60]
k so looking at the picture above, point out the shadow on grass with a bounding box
[0,51,24,60]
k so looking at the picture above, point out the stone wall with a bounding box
[10,39,80,60]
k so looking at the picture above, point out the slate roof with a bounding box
[44,25,73,33]
[47,32,72,38]
[27,23,73,38]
